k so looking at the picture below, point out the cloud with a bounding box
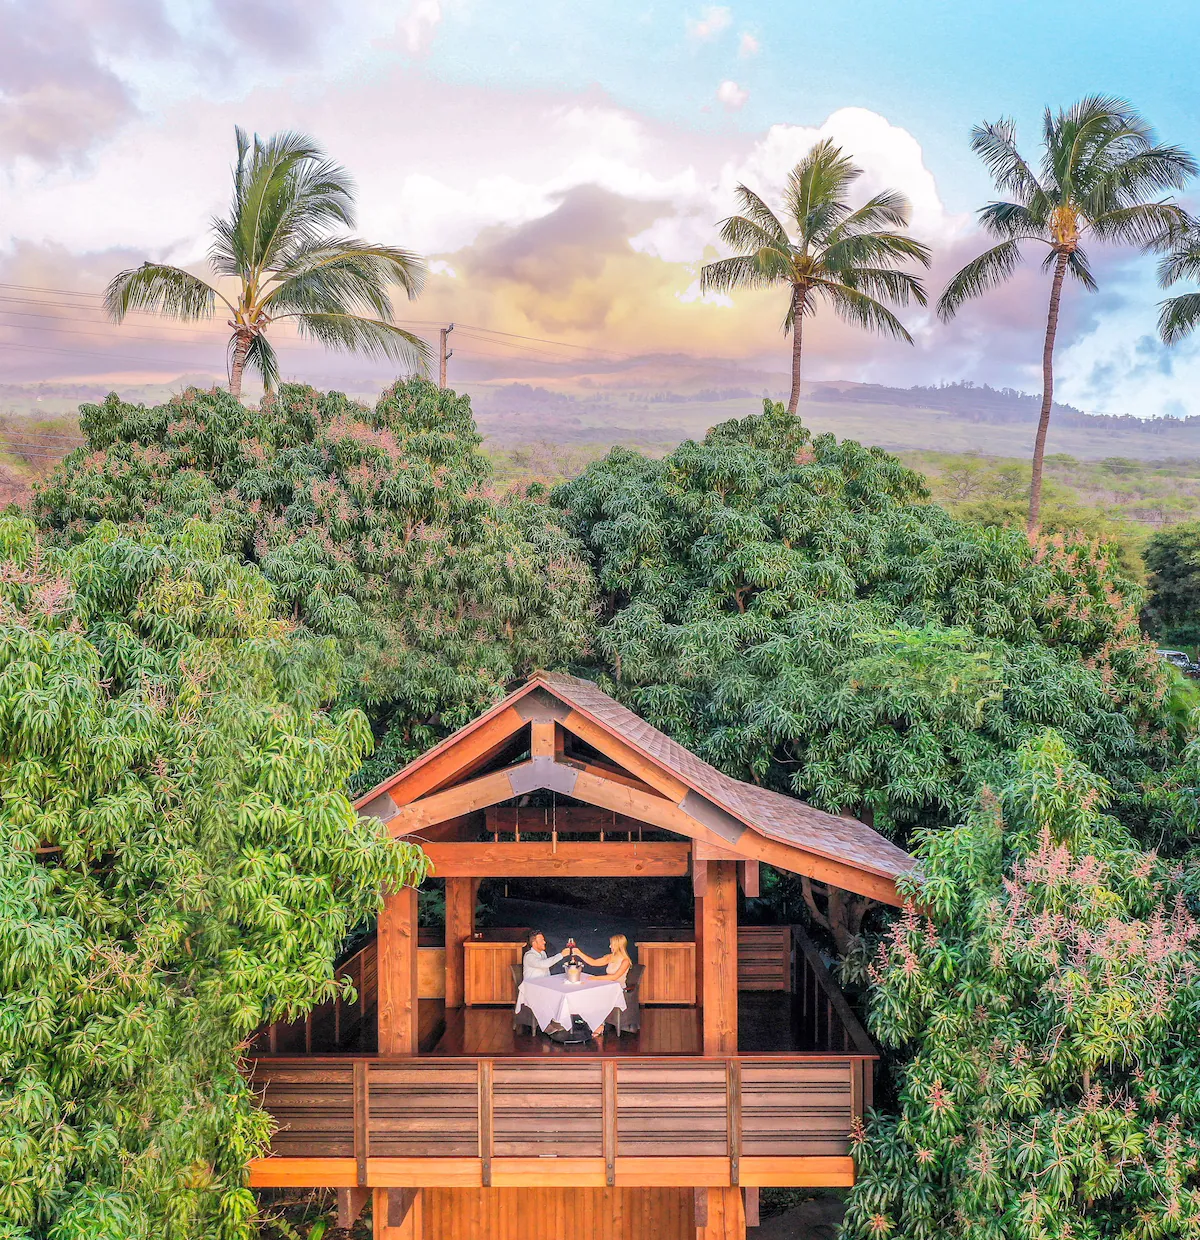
[716,80,749,111]
[687,6,732,41]
[400,0,442,53]
[0,0,176,164]
[738,32,759,57]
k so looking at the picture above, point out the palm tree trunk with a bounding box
[1028,251,1069,534]
[230,331,251,400]
[787,289,804,414]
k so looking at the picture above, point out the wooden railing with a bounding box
[793,925,875,1056]
[252,940,378,1055]
[249,1054,872,1187]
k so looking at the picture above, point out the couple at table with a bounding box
[523,930,632,987]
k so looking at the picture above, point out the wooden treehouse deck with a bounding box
[245,673,912,1237]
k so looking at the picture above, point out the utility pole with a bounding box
[438,323,454,388]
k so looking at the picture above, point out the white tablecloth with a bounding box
[516,973,626,1034]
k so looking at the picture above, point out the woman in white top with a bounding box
[573,934,632,987]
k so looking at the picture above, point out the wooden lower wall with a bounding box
[420,1187,692,1240]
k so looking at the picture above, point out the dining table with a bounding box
[516,972,626,1035]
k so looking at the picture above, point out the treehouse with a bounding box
[248,672,914,1240]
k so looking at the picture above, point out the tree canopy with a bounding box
[33,377,596,787]
[1143,520,1200,650]
[845,731,1200,1240]
[0,517,422,1240]
[553,401,1170,845]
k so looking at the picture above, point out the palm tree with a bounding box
[106,128,430,399]
[700,138,931,414]
[938,97,1194,532]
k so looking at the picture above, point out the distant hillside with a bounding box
[466,379,1200,461]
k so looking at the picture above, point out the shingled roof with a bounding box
[365,670,915,888]
[534,672,913,884]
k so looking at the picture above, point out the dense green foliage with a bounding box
[0,518,422,1240]
[554,401,1170,843]
[1143,520,1200,649]
[33,377,596,787]
[845,732,1200,1239]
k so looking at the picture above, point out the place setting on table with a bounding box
[514,930,635,1045]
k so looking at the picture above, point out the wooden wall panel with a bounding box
[464,942,523,1005]
[253,1064,355,1157]
[369,1064,480,1157]
[616,1063,727,1158]
[697,1187,746,1240]
[635,942,696,1005]
[420,1187,692,1240]
[493,1062,603,1157]
[741,1060,854,1157]
[737,927,792,992]
[417,948,445,1000]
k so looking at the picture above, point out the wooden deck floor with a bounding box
[418,992,817,1057]
[422,1002,701,1056]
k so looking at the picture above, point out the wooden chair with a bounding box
[606,963,643,1035]
[509,963,540,1034]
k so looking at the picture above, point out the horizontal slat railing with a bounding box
[249,1054,873,1186]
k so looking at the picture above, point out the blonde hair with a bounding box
[610,934,629,959]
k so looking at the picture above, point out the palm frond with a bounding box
[729,186,789,246]
[978,200,1047,239]
[700,253,791,294]
[785,139,858,242]
[236,331,280,391]
[827,190,912,240]
[970,119,1046,203]
[718,211,789,256]
[836,266,928,306]
[1158,292,1200,345]
[224,128,355,277]
[817,281,915,343]
[1064,247,1098,292]
[104,263,226,322]
[1157,231,1200,287]
[936,239,1026,321]
[285,312,432,372]
[266,241,427,318]
[823,231,932,275]
[1090,202,1189,250]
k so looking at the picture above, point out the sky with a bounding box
[3,0,1200,413]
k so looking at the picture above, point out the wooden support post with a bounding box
[738,860,759,898]
[337,1188,369,1230]
[378,885,419,1055]
[694,895,705,1009]
[372,1187,422,1239]
[444,877,475,1009]
[743,1188,760,1228]
[478,1059,494,1188]
[696,1187,746,1239]
[702,861,738,1055]
[353,1060,369,1186]
[602,1058,617,1187]
[530,718,555,758]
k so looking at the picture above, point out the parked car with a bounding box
[1158,649,1200,678]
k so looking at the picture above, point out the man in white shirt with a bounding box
[522,930,564,980]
